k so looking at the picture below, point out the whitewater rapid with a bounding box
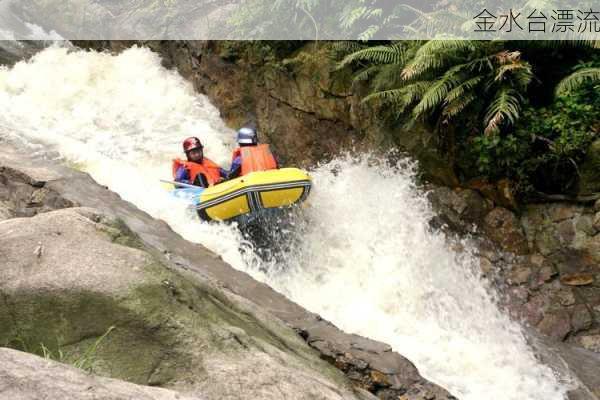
[0,45,571,399]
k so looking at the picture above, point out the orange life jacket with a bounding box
[231,144,277,176]
[172,158,222,187]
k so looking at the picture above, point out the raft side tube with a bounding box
[197,168,311,222]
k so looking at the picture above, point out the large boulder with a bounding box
[0,207,368,400]
[0,347,201,400]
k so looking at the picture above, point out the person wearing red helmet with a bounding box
[172,137,227,188]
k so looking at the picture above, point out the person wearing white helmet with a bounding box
[227,126,278,179]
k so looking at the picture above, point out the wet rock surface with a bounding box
[1,207,368,400]
[0,142,453,400]
[427,185,600,360]
[533,335,600,400]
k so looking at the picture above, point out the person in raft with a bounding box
[227,126,278,179]
[173,137,228,188]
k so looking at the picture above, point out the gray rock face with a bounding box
[0,200,12,221]
[0,142,448,400]
[426,180,600,356]
[0,207,365,400]
[0,347,202,400]
[533,335,600,400]
[426,187,492,234]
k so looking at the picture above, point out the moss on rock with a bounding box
[579,139,600,195]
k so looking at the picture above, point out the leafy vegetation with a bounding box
[466,86,599,196]
[229,0,435,40]
[338,41,535,136]
[40,326,115,373]
[336,40,600,198]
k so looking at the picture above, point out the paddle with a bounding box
[159,179,203,189]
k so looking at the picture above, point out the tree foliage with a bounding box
[556,67,600,96]
[340,41,533,135]
[336,39,599,196]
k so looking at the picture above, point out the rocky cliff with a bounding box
[428,186,600,358]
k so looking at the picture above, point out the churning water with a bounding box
[0,45,571,399]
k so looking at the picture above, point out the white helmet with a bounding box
[236,126,258,145]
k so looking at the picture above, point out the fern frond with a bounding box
[361,88,410,109]
[366,8,383,19]
[353,65,381,82]
[555,67,600,96]
[337,43,406,69]
[493,50,521,65]
[328,41,366,56]
[443,92,476,121]
[362,81,432,109]
[412,71,462,117]
[358,25,380,41]
[401,40,476,80]
[494,60,533,85]
[484,87,523,135]
[417,40,477,54]
[371,64,406,90]
[444,76,483,103]
[339,6,368,29]
[402,53,448,80]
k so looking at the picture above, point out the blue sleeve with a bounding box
[230,156,242,173]
[227,156,242,179]
[174,166,191,184]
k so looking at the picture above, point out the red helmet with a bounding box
[183,137,203,153]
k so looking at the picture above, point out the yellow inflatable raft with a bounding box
[195,168,311,222]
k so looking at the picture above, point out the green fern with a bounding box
[337,42,406,69]
[484,87,524,136]
[442,92,476,121]
[339,6,368,29]
[362,88,409,106]
[362,81,432,110]
[358,25,380,41]
[412,70,462,117]
[555,67,600,96]
[353,65,382,82]
[340,40,536,134]
[444,76,483,103]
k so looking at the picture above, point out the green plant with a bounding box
[339,41,534,135]
[465,83,599,196]
[556,67,600,96]
[40,326,115,373]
